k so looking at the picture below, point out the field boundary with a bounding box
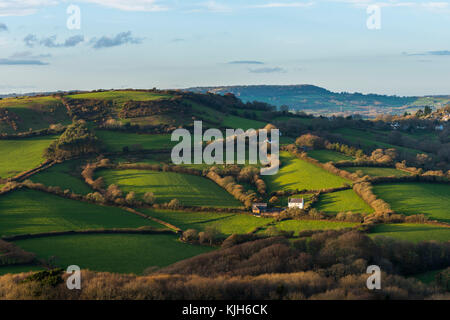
[1,227,174,242]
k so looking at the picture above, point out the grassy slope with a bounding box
[221,115,266,130]
[66,91,170,103]
[14,233,213,274]
[373,183,450,222]
[98,169,242,208]
[343,166,411,177]
[307,150,354,163]
[0,189,162,236]
[261,219,357,236]
[0,96,70,134]
[0,135,57,179]
[0,265,43,276]
[370,224,450,242]
[97,131,174,152]
[264,151,349,192]
[31,160,93,195]
[143,209,272,235]
[333,128,423,155]
[314,189,374,215]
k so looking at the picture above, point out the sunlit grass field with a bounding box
[343,166,411,177]
[143,209,272,235]
[31,160,93,195]
[66,90,171,103]
[0,189,161,236]
[0,96,70,133]
[0,135,57,179]
[314,189,374,215]
[370,223,450,242]
[14,233,213,274]
[307,150,354,163]
[97,131,174,152]
[258,219,357,236]
[264,151,350,192]
[373,183,450,222]
[98,169,242,208]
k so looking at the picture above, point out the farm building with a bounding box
[288,198,304,209]
[252,203,267,214]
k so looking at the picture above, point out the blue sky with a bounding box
[0,0,449,95]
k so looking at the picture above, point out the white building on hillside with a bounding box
[288,198,304,209]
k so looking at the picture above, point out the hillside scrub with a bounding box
[44,121,99,160]
[0,240,36,266]
[1,230,448,299]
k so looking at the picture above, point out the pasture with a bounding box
[0,189,162,236]
[14,233,213,274]
[143,209,273,235]
[259,219,357,236]
[307,150,354,163]
[370,224,450,242]
[0,135,58,179]
[373,183,450,222]
[333,128,423,155]
[343,166,411,177]
[221,115,266,130]
[0,96,70,134]
[0,265,43,276]
[31,160,93,195]
[97,169,242,208]
[96,131,174,152]
[264,151,350,192]
[66,90,170,103]
[314,189,374,215]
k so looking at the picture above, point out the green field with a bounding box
[307,150,354,163]
[370,224,450,242]
[144,209,272,235]
[0,189,162,236]
[343,166,411,177]
[66,90,170,103]
[0,265,43,276]
[373,183,450,222]
[264,151,350,192]
[0,96,70,134]
[0,135,57,179]
[221,115,266,130]
[259,219,357,236]
[97,131,174,152]
[333,128,423,155]
[314,189,374,215]
[98,169,242,208]
[31,160,93,195]
[14,233,213,274]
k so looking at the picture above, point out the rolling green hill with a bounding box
[264,151,350,192]
[0,189,161,236]
[97,169,242,208]
[13,233,212,274]
[0,135,58,179]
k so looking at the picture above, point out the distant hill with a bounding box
[186,85,450,118]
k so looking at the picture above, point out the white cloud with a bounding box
[250,2,315,8]
[79,0,168,12]
[0,0,166,16]
[0,0,58,17]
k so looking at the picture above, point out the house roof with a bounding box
[289,198,304,203]
[252,203,267,207]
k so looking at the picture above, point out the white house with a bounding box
[288,198,304,209]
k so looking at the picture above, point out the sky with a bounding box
[0,0,449,96]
